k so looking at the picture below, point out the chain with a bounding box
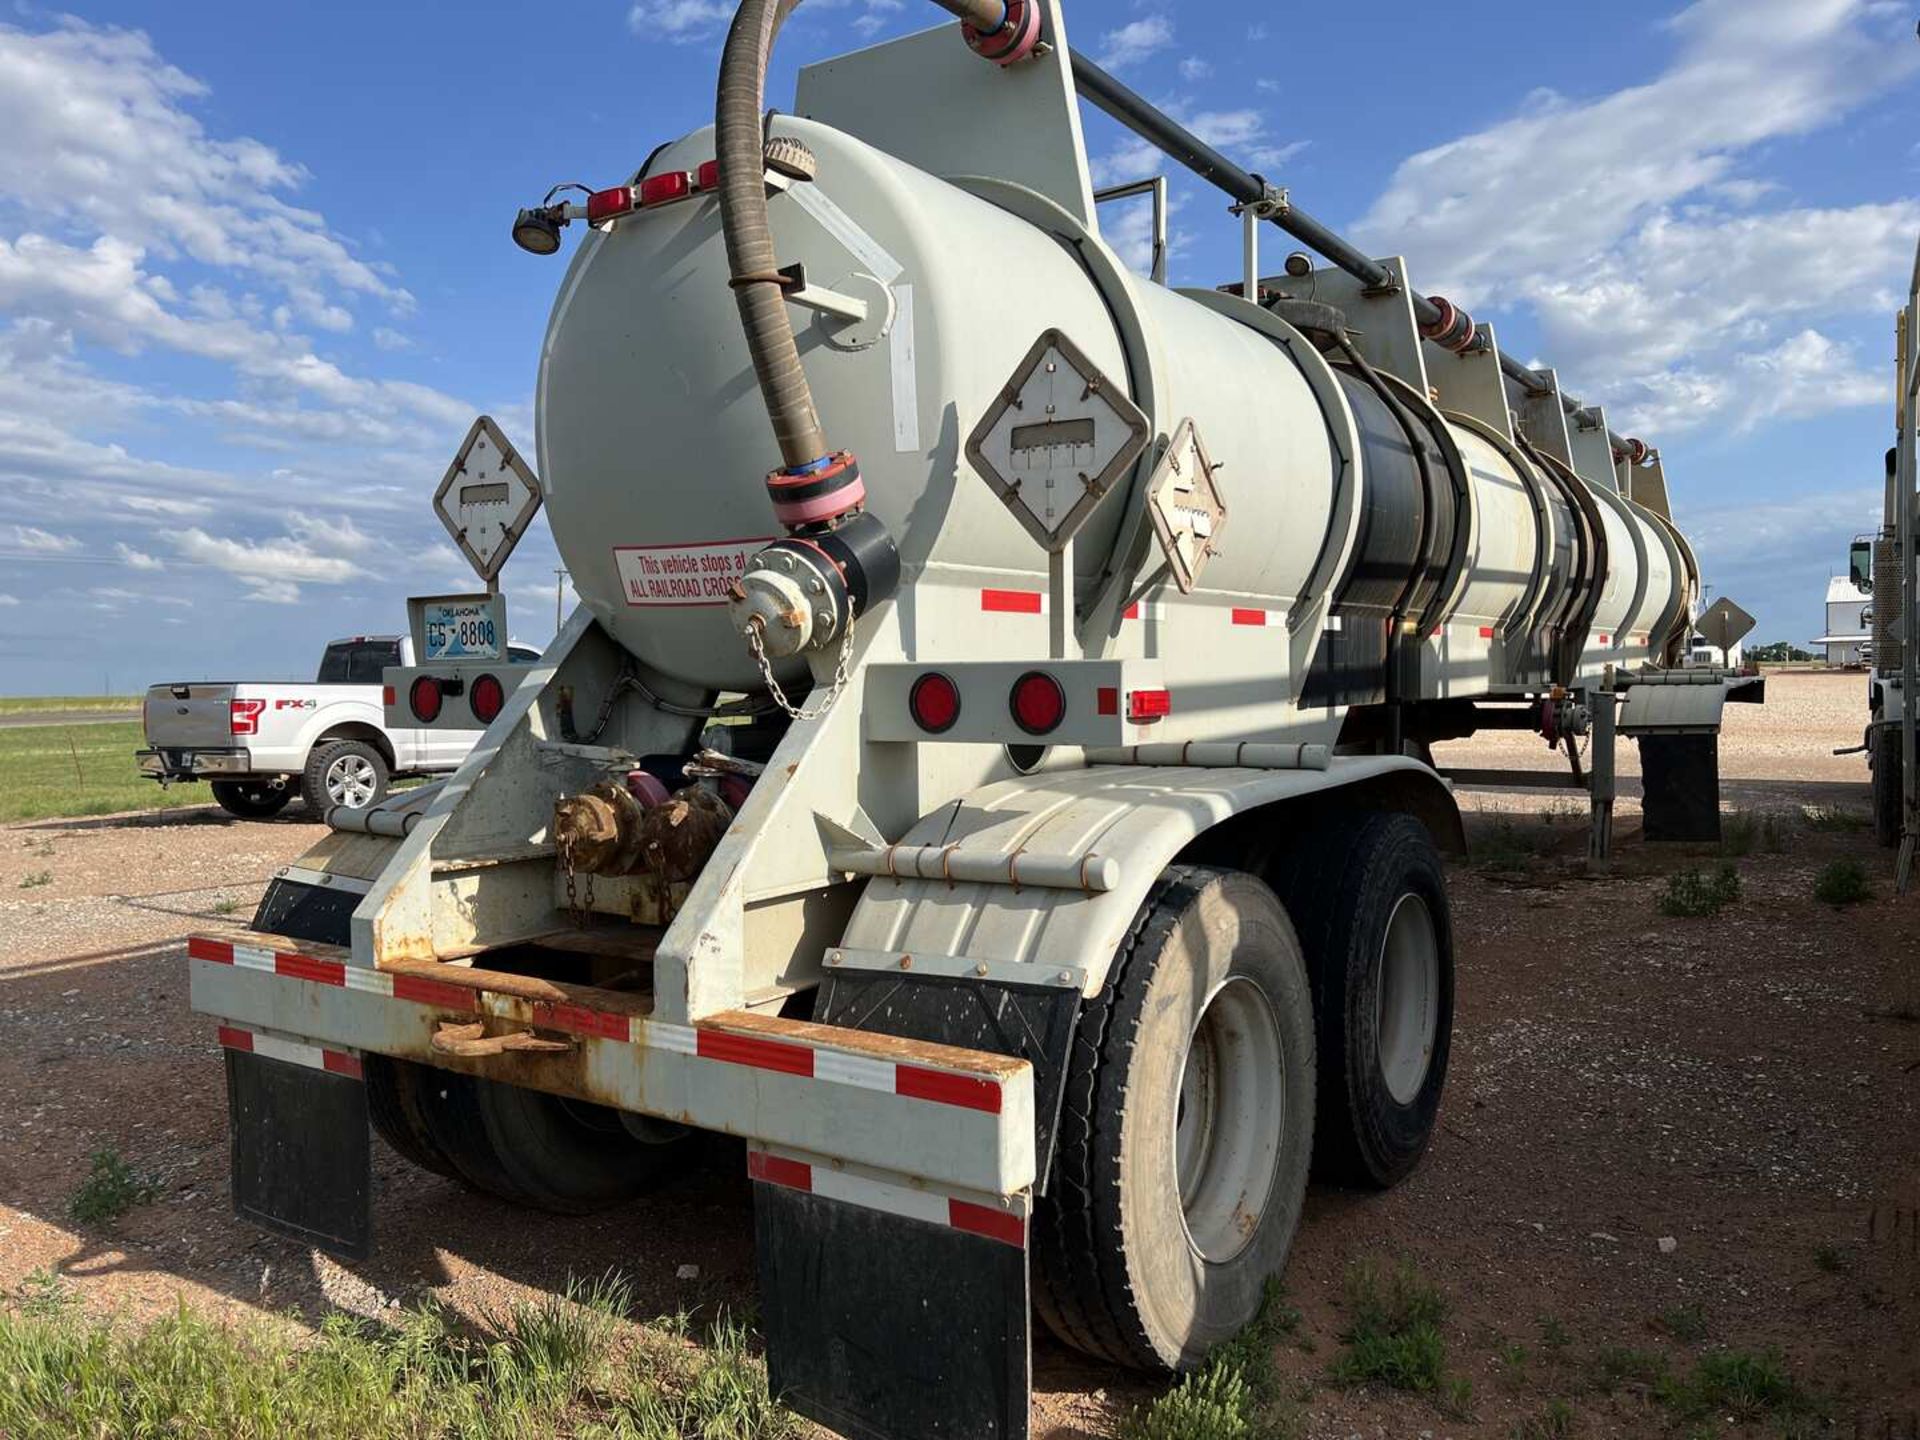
[744,611,858,723]
[559,833,593,929]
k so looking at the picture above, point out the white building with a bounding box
[1812,575,1871,666]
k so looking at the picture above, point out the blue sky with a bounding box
[0,0,1915,691]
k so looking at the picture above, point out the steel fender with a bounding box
[838,754,1447,998]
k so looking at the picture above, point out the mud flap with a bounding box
[224,1041,371,1259]
[1639,733,1721,843]
[752,1148,1030,1440]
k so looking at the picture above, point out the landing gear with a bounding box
[1034,866,1315,1370]
[1873,723,1902,848]
[1273,812,1453,1188]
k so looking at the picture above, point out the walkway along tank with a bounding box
[186,5,1760,1436]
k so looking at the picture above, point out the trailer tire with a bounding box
[1873,725,1902,848]
[211,780,292,819]
[302,739,388,815]
[363,1056,458,1179]
[1033,865,1314,1372]
[1272,812,1452,1189]
[410,1069,691,1214]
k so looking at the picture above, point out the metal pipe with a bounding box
[1068,52,1648,460]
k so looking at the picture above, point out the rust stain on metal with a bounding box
[379,958,658,1018]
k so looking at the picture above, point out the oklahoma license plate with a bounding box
[422,599,502,661]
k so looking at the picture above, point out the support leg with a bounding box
[1587,689,1616,868]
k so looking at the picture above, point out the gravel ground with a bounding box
[1,670,1915,1438]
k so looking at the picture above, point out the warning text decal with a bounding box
[614,539,773,608]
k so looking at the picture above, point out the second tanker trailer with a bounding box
[185,4,1748,1437]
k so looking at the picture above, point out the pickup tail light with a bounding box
[469,673,505,725]
[1128,688,1172,724]
[229,698,265,737]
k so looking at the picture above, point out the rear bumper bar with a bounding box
[187,930,1036,1198]
[138,748,252,780]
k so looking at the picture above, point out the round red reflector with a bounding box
[408,676,443,723]
[1009,671,1066,736]
[470,673,506,725]
[908,672,961,734]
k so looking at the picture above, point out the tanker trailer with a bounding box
[186,5,1735,1436]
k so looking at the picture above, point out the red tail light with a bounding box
[586,185,634,223]
[1128,688,1172,723]
[382,684,395,706]
[1009,671,1066,736]
[409,676,444,724]
[696,159,720,190]
[638,170,694,208]
[908,672,961,733]
[469,673,506,724]
[229,698,265,736]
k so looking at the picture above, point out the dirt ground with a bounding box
[1,669,1915,1438]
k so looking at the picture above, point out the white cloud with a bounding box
[1095,16,1173,70]
[115,541,164,570]
[627,0,901,43]
[4,524,79,552]
[1351,0,1920,434]
[1177,56,1212,81]
[0,593,18,605]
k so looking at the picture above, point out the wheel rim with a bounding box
[326,754,377,808]
[1375,892,1440,1105]
[1174,976,1285,1264]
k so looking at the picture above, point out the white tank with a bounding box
[537,115,1689,716]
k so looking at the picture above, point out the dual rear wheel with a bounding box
[1034,813,1453,1370]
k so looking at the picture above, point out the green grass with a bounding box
[1657,863,1742,918]
[1800,804,1868,834]
[0,722,206,824]
[1122,1279,1303,1440]
[1589,1345,1666,1395]
[66,1148,160,1227]
[1474,817,1556,875]
[1655,1303,1708,1344]
[1812,858,1871,907]
[1330,1259,1449,1393]
[1720,809,1788,857]
[1510,1399,1576,1438]
[0,695,138,717]
[0,1273,799,1440]
[1653,1348,1816,1426]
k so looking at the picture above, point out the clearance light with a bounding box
[586,185,635,223]
[409,676,444,724]
[382,685,395,707]
[908,672,961,734]
[469,673,506,724]
[638,170,694,208]
[229,698,265,737]
[1009,671,1066,736]
[1128,688,1172,723]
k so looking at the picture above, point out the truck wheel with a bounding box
[302,739,388,814]
[211,780,292,819]
[1873,725,1902,848]
[1272,812,1452,1189]
[1033,865,1314,1372]
[363,1055,458,1179]
[407,1068,693,1214]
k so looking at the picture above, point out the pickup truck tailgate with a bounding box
[144,683,237,748]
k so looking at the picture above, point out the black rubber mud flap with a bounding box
[1639,733,1721,843]
[225,1047,371,1259]
[755,1169,1030,1440]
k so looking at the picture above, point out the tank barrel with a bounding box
[1068,51,1648,462]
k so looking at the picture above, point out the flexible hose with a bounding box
[715,0,1006,470]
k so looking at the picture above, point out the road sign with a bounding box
[435,416,542,585]
[1697,596,1756,655]
[965,329,1151,553]
[1144,417,1227,593]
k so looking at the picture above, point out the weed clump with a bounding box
[67,1148,159,1226]
[1813,858,1871,907]
[1657,863,1741,917]
[1122,1279,1302,1440]
[1654,1347,1815,1425]
[1330,1259,1448,1392]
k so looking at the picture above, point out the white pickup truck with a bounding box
[137,634,538,819]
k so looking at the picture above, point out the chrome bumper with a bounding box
[137,748,251,780]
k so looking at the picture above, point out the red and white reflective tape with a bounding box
[217,1023,362,1079]
[748,1147,1028,1248]
[1120,600,1167,622]
[189,935,1004,1115]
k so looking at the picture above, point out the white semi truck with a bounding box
[184,6,1754,1436]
